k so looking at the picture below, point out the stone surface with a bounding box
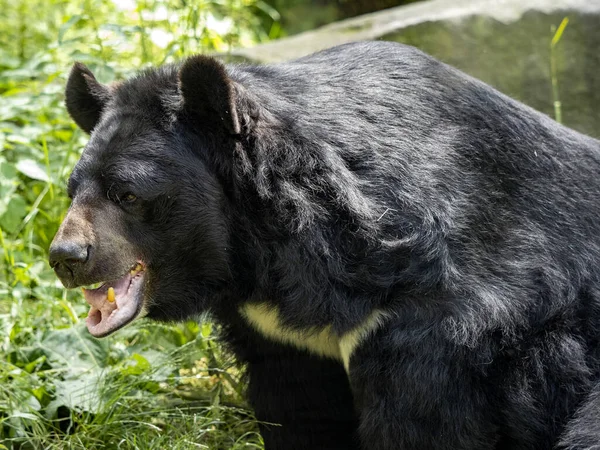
[224,0,600,136]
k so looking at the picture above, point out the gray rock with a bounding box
[225,0,600,136]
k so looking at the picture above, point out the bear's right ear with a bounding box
[65,62,111,134]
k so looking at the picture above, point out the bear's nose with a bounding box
[49,241,91,272]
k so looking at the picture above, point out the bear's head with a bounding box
[49,58,244,337]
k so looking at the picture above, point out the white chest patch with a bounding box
[239,303,390,372]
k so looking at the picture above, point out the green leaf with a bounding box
[0,50,20,70]
[24,355,47,373]
[40,324,110,371]
[255,1,281,21]
[0,160,17,182]
[88,63,116,84]
[10,411,39,420]
[16,159,50,182]
[551,17,569,48]
[0,195,28,233]
[58,15,84,44]
[53,373,102,413]
[121,352,151,375]
[201,322,213,338]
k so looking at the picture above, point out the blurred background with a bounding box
[0,0,598,448]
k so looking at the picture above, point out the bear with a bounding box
[48,41,600,449]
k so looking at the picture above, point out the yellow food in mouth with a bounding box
[107,287,115,303]
[130,263,143,276]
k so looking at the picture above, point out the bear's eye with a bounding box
[121,192,137,203]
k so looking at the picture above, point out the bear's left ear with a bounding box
[65,62,111,134]
[178,55,241,135]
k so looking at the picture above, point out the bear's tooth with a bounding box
[107,287,115,303]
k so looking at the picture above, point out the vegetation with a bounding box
[550,17,569,124]
[0,1,281,448]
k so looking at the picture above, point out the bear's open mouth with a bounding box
[82,262,146,337]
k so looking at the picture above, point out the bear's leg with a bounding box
[348,320,499,450]
[245,345,359,450]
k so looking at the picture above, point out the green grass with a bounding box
[550,17,569,124]
[0,1,278,448]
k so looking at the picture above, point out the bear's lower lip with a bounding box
[83,262,146,337]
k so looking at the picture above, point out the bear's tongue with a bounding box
[83,269,144,337]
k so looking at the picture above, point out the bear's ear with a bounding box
[178,55,240,135]
[65,62,111,134]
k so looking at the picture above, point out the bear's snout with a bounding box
[49,239,91,284]
[49,203,97,289]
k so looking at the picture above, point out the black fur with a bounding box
[56,41,600,449]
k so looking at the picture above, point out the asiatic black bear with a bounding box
[50,41,600,449]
